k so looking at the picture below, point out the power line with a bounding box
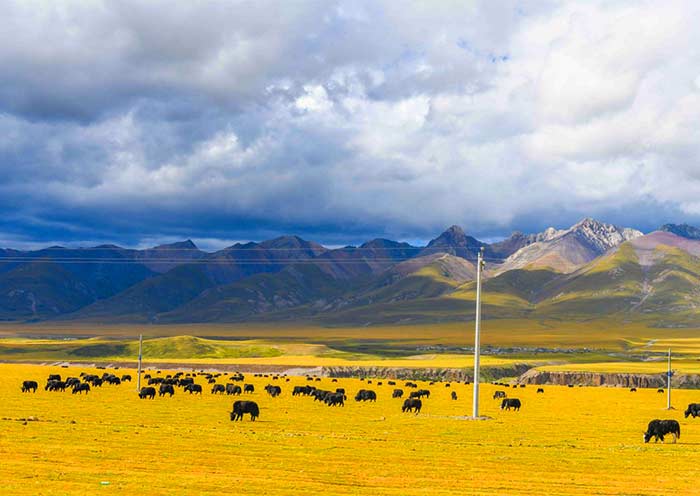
[1,245,495,252]
[0,254,508,266]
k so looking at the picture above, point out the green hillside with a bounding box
[71,264,216,322]
[632,246,700,320]
[159,264,343,323]
[0,335,282,360]
[532,243,644,318]
[0,262,95,320]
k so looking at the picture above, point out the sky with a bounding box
[2,0,700,250]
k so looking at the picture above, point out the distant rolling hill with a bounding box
[4,218,700,327]
[0,262,96,321]
[158,264,343,323]
[68,264,217,322]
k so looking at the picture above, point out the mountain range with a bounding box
[2,218,700,328]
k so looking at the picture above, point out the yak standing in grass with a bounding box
[451,391,457,401]
[265,385,282,397]
[72,383,90,395]
[409,389,430,399]
[402,398,422,414]
[685,403,700,418]
[66,377,81,388]
[501,398,521,411]
[159,384,175,397]
[355,389,377,402]
[230,401,259,421]
[139,386,156,399]
[493,390,506,399]
[46,380,66,392]
[21,380,38,393]
[326,392,345,407]
[644,419,680,443]
[184,384,202,395]
[392,389,404,398]
[226,384,242,396]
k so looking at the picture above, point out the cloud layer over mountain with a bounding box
[2,0,700,247]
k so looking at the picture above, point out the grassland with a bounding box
[3,320,700,378]
[4,318,700,348]
[2,363,700,495]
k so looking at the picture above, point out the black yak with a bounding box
[402,398,422,413]
[139,387,156,399]
[230,401,259,421]
[644,419,680,443]
[355,389,377,402]
[21,380,38,393]
[501,398,521,411]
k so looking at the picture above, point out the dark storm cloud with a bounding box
[1,0,700,249]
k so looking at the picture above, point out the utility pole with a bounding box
[136,334,143,392]
[667,348,673,410]
[472,247,485,418]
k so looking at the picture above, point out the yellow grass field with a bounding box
[2,363,700,495]
[4,319,700,349]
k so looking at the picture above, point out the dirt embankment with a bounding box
[518,369,700,389]
[322,363,532,382]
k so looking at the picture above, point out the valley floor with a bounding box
[1,363,699,495]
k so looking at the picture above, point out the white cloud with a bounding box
[1,0,700,244]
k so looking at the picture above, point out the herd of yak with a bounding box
[20,369,478,421]
[19,369,700,441]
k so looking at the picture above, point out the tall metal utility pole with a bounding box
[667,348,672,410]
[136,334,143,392]
[472,247,485,418]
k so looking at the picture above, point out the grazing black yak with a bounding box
[184,384,202,395]
[402,398,422,413]
[493,390,506,399]
[355,389,377,402]
[45,380,66,392]
[21,380,38,393]
[230,401,259,421]
[139,387,156,399]
[325,392,345,407]
[72,383,90,395]
[392,389,404,398]
[685,403,700,418]
[226,384,242,396]
[501,398,521,411]
[409,389,430,399]
[66,377,81,388]
[159,384,175,397]
[265,385,282,397]
[644,419,680,443]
